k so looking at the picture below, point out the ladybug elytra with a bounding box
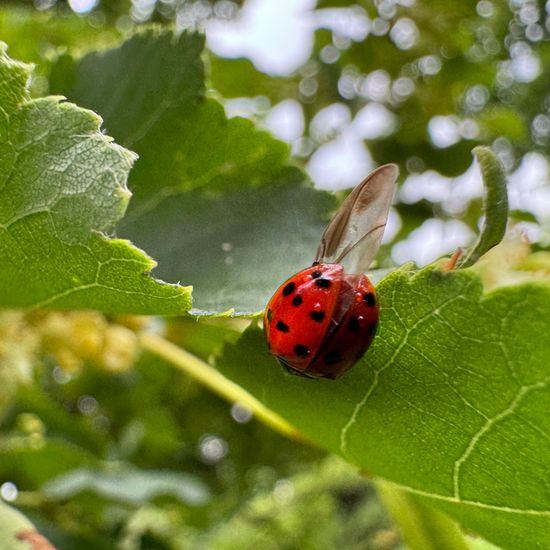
[264,164,398,379]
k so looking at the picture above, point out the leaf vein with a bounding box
[339,282,476,455]
[387,481,550,516]
[453,376,550,498]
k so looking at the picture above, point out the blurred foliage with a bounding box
[8,0,550,173]
[206,0,549,177]
[2,0,246,25]
[206,0,550,255]
[0,312,397,548]
[5,0,550,257]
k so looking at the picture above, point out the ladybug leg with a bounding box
[441,248,463,272]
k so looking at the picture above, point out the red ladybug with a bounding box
[264,164,398,379]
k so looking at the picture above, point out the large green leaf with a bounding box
[52,29,336,314]
[216,264,550,550]
[0,44,190,313]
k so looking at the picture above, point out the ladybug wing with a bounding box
[314,164,398,275]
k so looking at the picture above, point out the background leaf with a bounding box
[216,265,550,550]
[51,29,338,314]
[0,43,190,314]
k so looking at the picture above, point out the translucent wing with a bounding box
[314,164,398,274]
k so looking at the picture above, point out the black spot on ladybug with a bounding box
[325,350,342,365]
[292,295,303,307]
[368,322,377,335]
[266,309,273,322]
[309,311,325,322]
[276,320,289,332]
[282,282,295,296]
[363,292,376,306]
[348,316,360,331]
[294,344,310,357]
[315,278,331,289]
[311,270,322,279]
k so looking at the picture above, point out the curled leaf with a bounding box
[460,147,509,268]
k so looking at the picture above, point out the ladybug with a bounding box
[264,164,398,379]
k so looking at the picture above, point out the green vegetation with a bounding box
[0,2,549,548]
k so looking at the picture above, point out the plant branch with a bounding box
[139,332,303,440]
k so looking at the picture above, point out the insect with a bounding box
[264,164,398,379]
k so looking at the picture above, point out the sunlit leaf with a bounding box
[217,264,550,550]
[0,43,190,314]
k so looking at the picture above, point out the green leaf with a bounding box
[208,54,296,103]
[216,265,550,549]
[121,175,334,314]
[54,29,336,314]
[0,43,191,314]
[63,29,205,155]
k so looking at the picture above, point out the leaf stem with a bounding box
[375,479,470,550]
[461,147,509,268]
[139,332,302,440]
